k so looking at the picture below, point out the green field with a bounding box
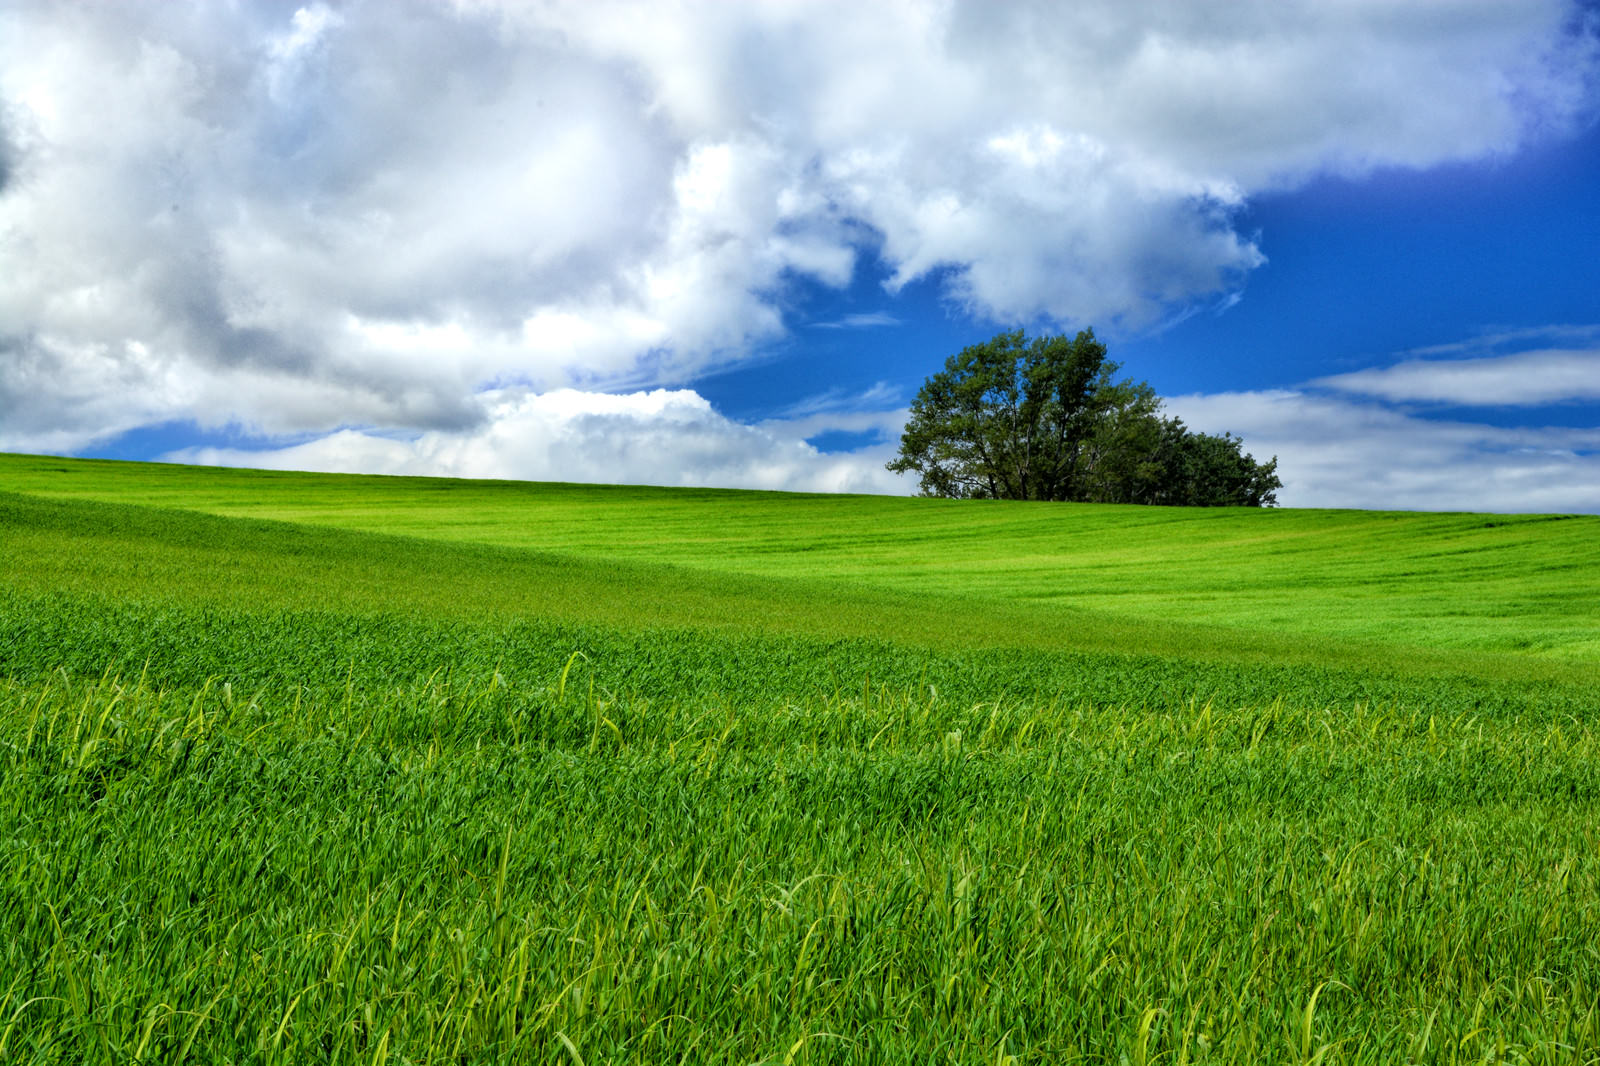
[2,451,1599,1063]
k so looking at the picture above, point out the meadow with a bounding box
[2,451,1599,1063]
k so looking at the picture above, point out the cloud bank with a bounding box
[1169,340,1600,514]
[159,336,1598,513]
[1170,390,1600,514]
[167,388,909,496]
[2,0,1596,461]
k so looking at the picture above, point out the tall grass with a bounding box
[2,458,1598,1061]
[3,663,1599,1063]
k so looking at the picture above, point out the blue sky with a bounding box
[4,1,1598,511]
[689,115,1600,435]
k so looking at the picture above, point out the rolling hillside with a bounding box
[2,452,1599,1063]
[5,452,1598,664]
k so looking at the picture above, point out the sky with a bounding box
[2,0,1598,512]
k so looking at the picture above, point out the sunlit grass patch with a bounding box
[5,451,1598,660]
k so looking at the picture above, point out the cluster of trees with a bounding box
[887,329,1281,507]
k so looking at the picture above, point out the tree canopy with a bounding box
[887,329,1281,507]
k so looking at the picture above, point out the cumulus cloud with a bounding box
[1316,347,1600,407]
[160,328,1600,513]
[143,324,1600,511]
[166,387,910,495]
[1,0,1595,457]
[0,112,14,195]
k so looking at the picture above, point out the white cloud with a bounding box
[149,326,1600,513]
[165,387,911,496]
[1401,324,1600,358]
[1316,347,1600,406]
[1167,389,1600,514]
[1,1,1595,455]
[162,368,1600,513]
[1168,337,1600,514]
[813,312,901,329]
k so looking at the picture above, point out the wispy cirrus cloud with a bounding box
[812,312,902,330]
[767,382,903,421]
[1315,347,1600,407]
[1400,324,1600,358]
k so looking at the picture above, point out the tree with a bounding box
[887,329,1281,507]
[1138,418,1282,507]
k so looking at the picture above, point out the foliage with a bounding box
[887,329,1282,506]
[1137,416,1284,507]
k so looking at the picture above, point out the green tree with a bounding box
[1140,417,1282,507]
[888,329,1282,507]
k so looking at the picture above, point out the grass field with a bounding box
[8,453,1599,662]
[2,452,1599,1063]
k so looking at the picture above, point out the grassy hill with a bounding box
[6,451,1598,663]
[2,452,1598,1063]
